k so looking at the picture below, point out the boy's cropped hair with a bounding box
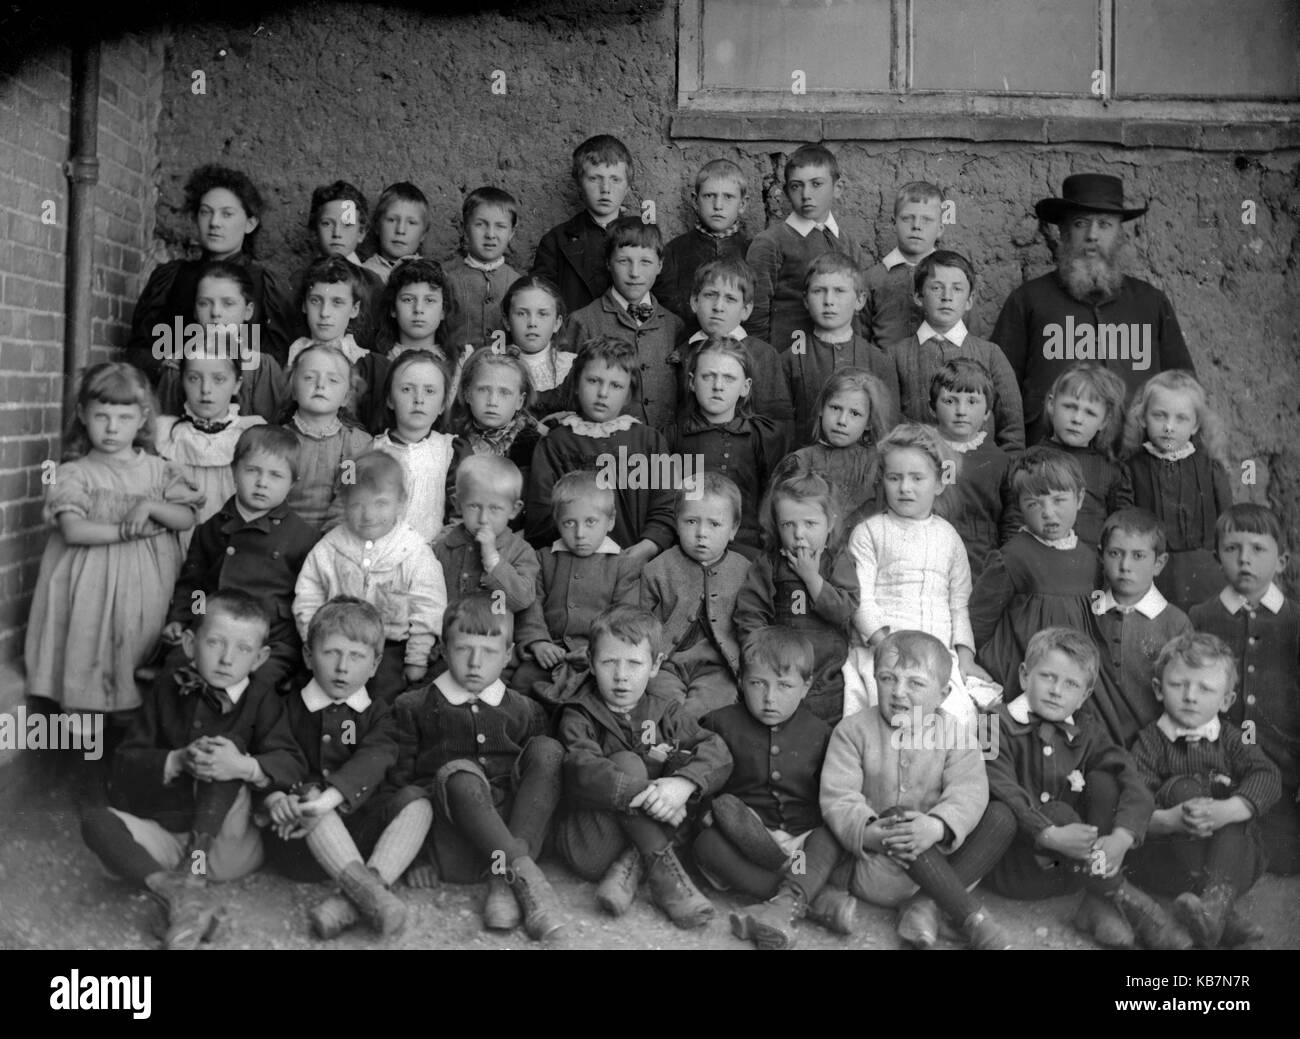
[741,626,815,682]
[455,453,524,503]
[204,588,272,641]
[1215,502,1286,552]
[1100,507,1169,557]
[462,186,520,229]
[307,180,369,232]
[1007,445,1086,501]
[551,469,615,517]
[893,180,944,216]
[694,158,748,196]
[588,605,663,659]
[929,357,995,411]
[307,595,386,657]
[342,450,407,501]
[300,255,360,305]
[571,134,634,182]
[691,257,755,303]
[1153,631,1238,698]
[802,251,864,294]
[1023,626,1100,691]
[784,143,840,183]
[913,249,977,296]
[375,180,430,216]
[443,592,514,643]
[677,471,741,522]
[233,424,302,480]
[604,216,664,261]
[874,629,953,689]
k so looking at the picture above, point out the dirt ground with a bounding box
[2,749,1296,952]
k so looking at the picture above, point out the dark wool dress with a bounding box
[1126,445,1232,613]
[971,532,1102,700]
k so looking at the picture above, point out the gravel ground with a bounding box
[2,750,1296,952]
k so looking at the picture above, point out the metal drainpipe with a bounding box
[62,40,100,427]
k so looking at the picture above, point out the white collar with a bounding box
[1091,584,1169,619]
[881,247,915,270]
[550,536,621,556]
[558,413,638,436]
[1157,713,1222,744]
[464,255,506,273]
[435,670,506,707]
[300,677,372,713]
[345,251,363,266]
[221,676,251,706]
[610,287,654,313]
[343,522,408,553]
[1007,694,1075,728]
[1219,583,1285,615]
[942,429,987,453]
[1142,440,1197,462]
[1022,527,1079,551]
[182,403,240,424]
[784,212,841,238]
[917,319,968,348]
[688,326,747,344]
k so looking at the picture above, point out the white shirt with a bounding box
[1007,693,1075,728]
[435,670,506,707]
[785,212,841,238]
[1219,583,1285,615]
[1157,712,1222,743]
[300,678,372,713]
[687,326,747,345]
[1091,584,1169,620]
[550,536,621,555]
[222,676,251,707]
[916,319,969,348]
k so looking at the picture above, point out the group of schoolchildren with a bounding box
[23,132,1298,952]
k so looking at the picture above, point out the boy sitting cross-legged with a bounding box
[385,594,567,940]
[695,627,859,949]
[1129,632,1280,948]
[80,591,308,949]
[263,597,433,940]
[820,629,1015,950]
[554,605,733,929]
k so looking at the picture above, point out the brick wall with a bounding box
[0,35,163,676]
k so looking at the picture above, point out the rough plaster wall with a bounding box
[150,1,1300,583]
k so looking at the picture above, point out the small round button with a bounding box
[1043,746,1053,757]
[225,546,236,556]
[322,734,332,743]
[770,770,782,781]
[1246,694,1257,705]
[770,745,780,755]
[1040,792,1051,803]
[476,733,486,744]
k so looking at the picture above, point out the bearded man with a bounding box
[991,174,1195,437]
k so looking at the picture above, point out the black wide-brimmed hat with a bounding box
[1034,173,1149,223]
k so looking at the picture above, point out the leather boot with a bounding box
[144,871,223,950]
[1173,880,1235,949]
[507,856,566,941]
[730,883,802,950]
[896,894,941,948]
[484,871,523,930]
[310,893,360,939]
[806,888,858,935]
[961,907,1013,950]
[338,861,407,936]
[595,846,644,917]
[1074,889,1134,948]
[645,846,715,929]
[1110,880,1193,951]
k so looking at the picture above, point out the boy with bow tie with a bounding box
[558,216,684,430]
[1128,632,1279,948]
[984,626,1191,950]
[80,591,307,950]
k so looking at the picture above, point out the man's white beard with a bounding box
[1057,233,1125,302]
